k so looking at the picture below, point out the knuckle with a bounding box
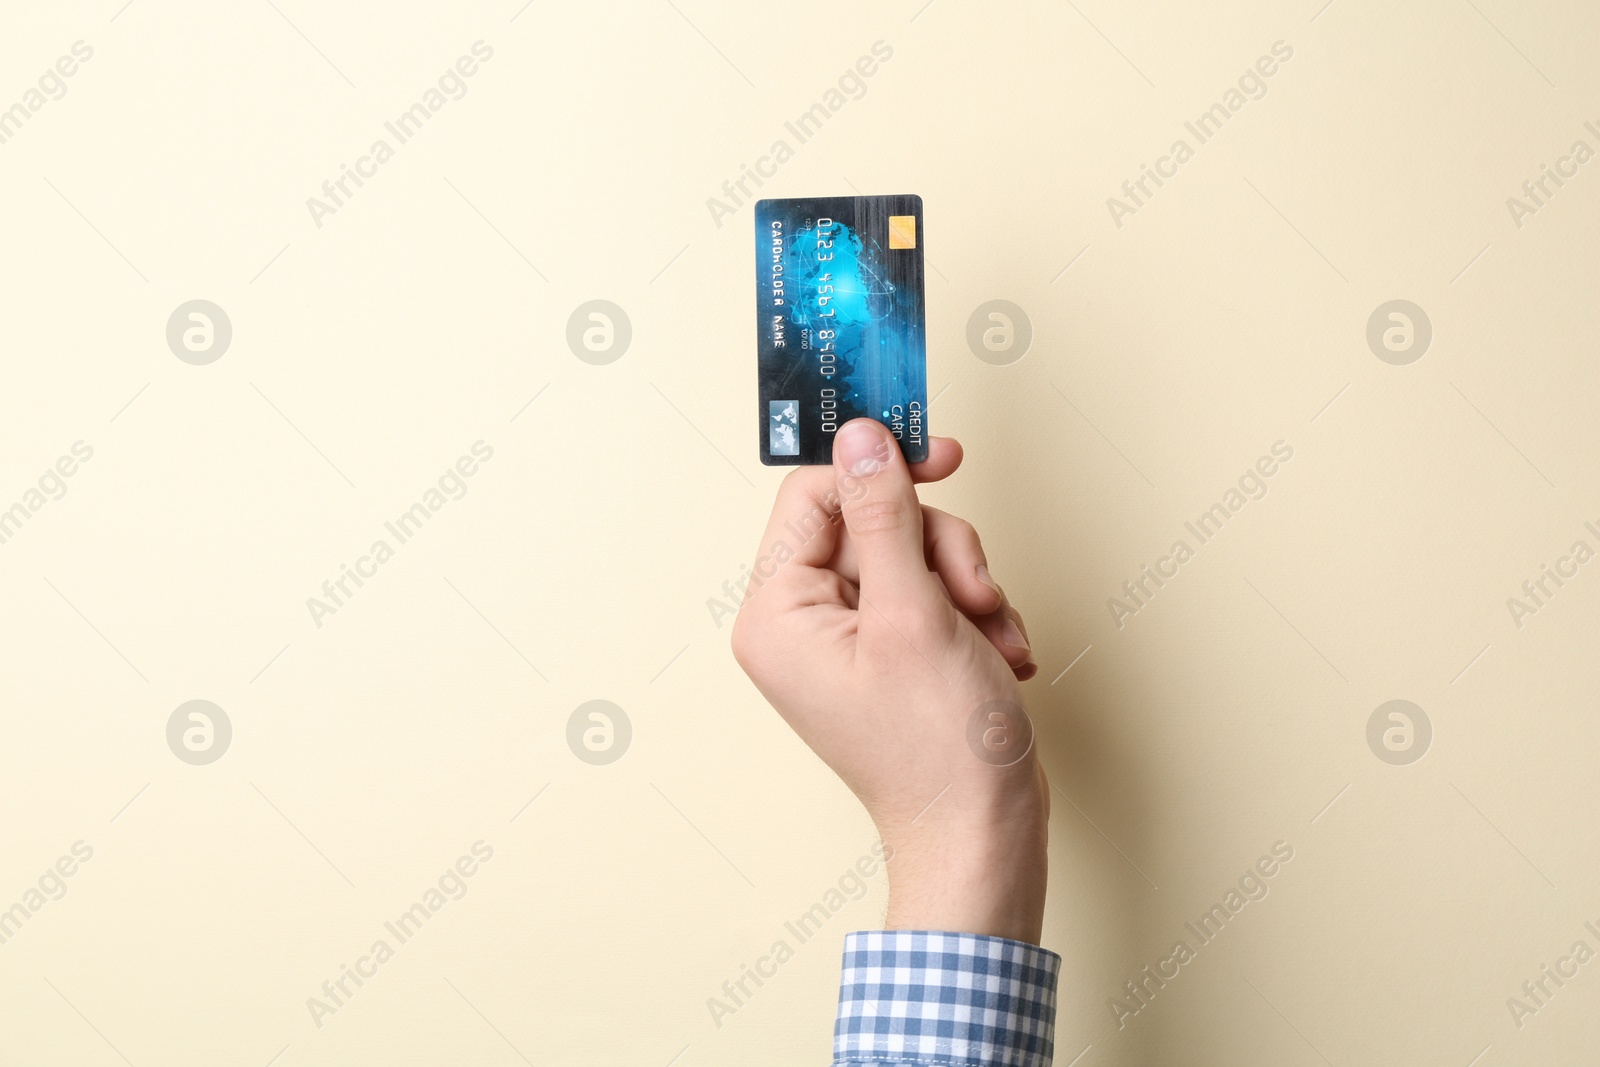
[847,498,913,536]
[730,615,758,672]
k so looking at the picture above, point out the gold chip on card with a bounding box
[888,215,916,249]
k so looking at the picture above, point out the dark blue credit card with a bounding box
[754,194,927,466]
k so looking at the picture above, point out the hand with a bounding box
[732,418,1049,944]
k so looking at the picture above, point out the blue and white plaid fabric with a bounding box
[834,930,1061,1067]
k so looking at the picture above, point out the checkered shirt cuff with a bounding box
[834,930,1061,1067]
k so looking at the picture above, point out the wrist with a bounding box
[877,767,1050,944]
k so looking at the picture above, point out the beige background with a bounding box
[1,0,1597,1064]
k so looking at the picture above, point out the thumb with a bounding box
[833,419,937,608]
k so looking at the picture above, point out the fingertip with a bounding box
[976,564,1001,596]
[910,436,963,484]
[956,568,1003,617]
[833,418,902,478]
[930,435,962,464]
[1000,615,1030,655]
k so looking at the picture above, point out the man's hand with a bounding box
[732,418,1049,945]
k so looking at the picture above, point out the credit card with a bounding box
[754,194,927,466]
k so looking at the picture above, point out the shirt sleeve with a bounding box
[832,930,1062,1067]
